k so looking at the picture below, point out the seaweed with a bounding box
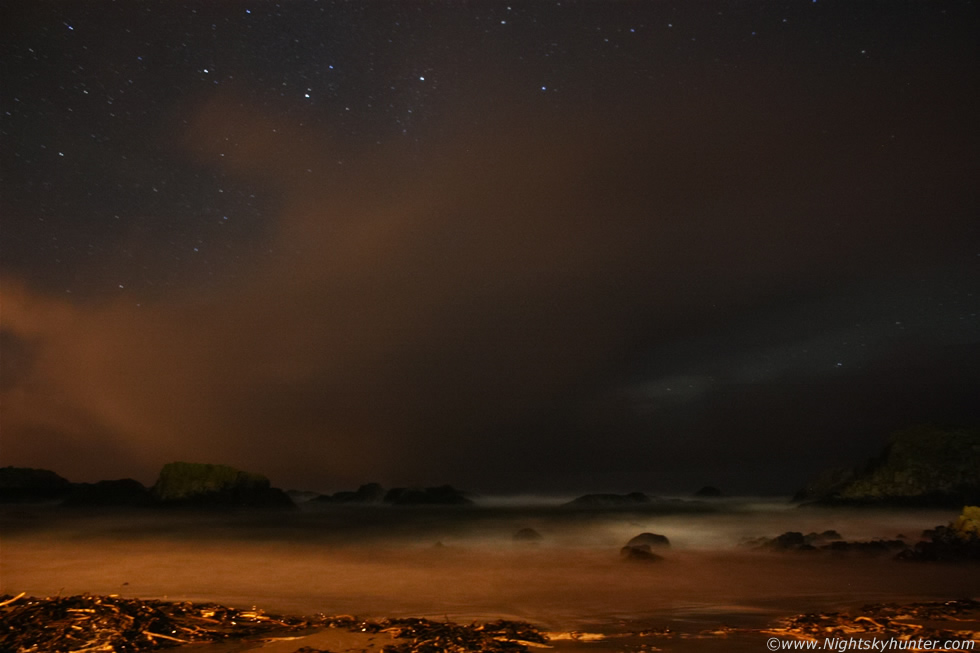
[0,592,309,652]
[0,594,551,653]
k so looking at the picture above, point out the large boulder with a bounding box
[0,467,72,503]
[383,485,473,505]
[564,492,651,507]
[796,425,980,507]
[151,462,293,509]
[63,479,153,507]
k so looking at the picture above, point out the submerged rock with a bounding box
[626,532,671,548]
[513,527,543,542]
[0,467,72,503]
[151,462,293,509]
[796,425,980,507]
[620,543,664,562]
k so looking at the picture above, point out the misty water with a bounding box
[3,499,978,651]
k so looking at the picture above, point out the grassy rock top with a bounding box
[797,425,980,506]
[151,462,270,502]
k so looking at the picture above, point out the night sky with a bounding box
[1,1,978,495]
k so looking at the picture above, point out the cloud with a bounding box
[2,91,976,491]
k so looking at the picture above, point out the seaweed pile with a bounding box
[0,592,313,652]
[0,593,550,653]
[371,618,548,653]
[764,599,980,643]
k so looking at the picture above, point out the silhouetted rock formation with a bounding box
[804,530,843,544]
[795,425,980,507]
[513,527,543,542]
[151,462,293,509]
[63,479,152,507]
[747,530,906,556]
[626,532,671,548]
[564,492,651,507]
[0,467,72,503]
[694,486,722,498]
[383,485,472,506]
[312,482,386,504]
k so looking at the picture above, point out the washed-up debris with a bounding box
[0,594,551,653]
[376,618,549,652]
[764,599,980,644]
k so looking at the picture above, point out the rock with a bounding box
[63,479,152,507]
[620,544,664,562]
[626,532,670,548]
[383,485,473,506]
[821,539,908,556]
[0,467,72,503]
[764,531,815,552]
[513,527,543,542]
[694,486,722,498]
[564,492,651,507]
[796,425,980,507]
[151,462,294,509]
[803,530,843,544]
[315,482,387,504]
[751,530,900,555]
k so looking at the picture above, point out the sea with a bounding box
[2,497,977,652]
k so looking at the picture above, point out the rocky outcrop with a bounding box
[383,485,473,506]
[0,467,72,503]
[564,492,651,507]
[899,506,980,562]
[151,462,294,509]
[796,425,980,507]
[63,479,152,507]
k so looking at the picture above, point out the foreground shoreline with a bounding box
[2,593,978,653]
[4,503,978,651]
